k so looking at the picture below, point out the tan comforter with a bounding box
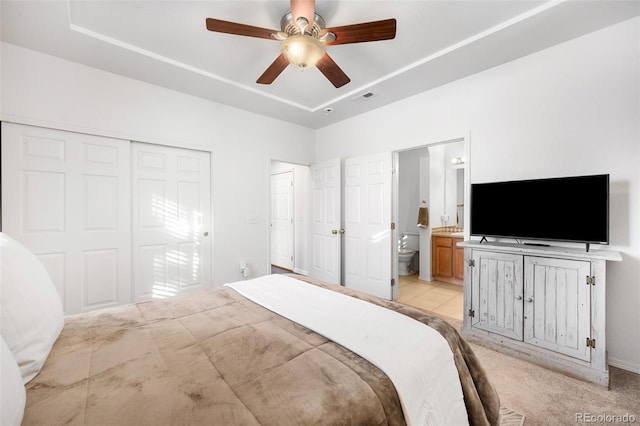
[24,275,499,425]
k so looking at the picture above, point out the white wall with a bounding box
[0,42,315,285]
[418,150,431,281]
[315,18,640,373]
[398,150,421,235]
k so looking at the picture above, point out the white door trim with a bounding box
[392,133,471,288]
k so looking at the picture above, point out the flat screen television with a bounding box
[470,174,609,247]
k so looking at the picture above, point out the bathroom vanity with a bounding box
[431,227,464,285]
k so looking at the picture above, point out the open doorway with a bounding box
[392,137,468,316]
[269,160,311,275]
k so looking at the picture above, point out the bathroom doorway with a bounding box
[392,137,468,318]
[393,137,468,287]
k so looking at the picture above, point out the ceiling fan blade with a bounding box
[257,54,290,85]
[325,18,396,45]
[205,18,278,40]
[316,54,350,88]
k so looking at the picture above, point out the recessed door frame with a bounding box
[268,159,312,276]
[391,133,471,292]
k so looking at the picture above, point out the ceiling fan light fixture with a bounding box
[281,34,325,70]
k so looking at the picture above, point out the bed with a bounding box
[1,233,500,426]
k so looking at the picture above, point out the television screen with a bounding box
[470,174,609,245]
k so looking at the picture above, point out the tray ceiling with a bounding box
[2,1,639,128]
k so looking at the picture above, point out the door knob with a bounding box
[203,232,209,237]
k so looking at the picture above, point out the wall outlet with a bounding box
[240,261,250,279]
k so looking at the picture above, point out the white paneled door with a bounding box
[310,158,341,284]
[132,143,211,301]
[1,123,131,314]
[270,171,294,270]
[344,152,393,299]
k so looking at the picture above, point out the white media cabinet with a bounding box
[459,241,622,387]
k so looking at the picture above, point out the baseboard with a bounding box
[608,357,640,375]
[293,268,308,276]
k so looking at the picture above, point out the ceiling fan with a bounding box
[205,0,396,88]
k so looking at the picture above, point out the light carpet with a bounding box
[500,406,526,426]
[431,312,639,426]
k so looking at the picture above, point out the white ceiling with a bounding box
[2,1,639,129]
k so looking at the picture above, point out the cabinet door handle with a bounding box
[526,297,534,303]
[515,295,523,300]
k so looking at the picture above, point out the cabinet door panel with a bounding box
[471,251,524,340]
[435,246,453,277]
[524,256,591,361]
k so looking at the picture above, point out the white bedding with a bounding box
[225,274,468,426]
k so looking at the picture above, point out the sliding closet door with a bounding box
[132,143,211,301]
[1,123,131,314]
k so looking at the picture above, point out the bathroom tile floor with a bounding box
[397,273,464,321]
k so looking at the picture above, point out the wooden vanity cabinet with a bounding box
[431,236,463,285]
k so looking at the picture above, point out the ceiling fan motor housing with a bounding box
[280,12,326,37]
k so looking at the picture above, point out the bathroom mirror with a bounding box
[428,141,465,229]
[456,168,464,229]
[444,166,464,229]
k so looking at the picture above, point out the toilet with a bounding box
[398,232,420,276]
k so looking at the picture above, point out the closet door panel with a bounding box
[23,171,66,233]
[1,123,131,314]
[132,142,211,302]
[82,248,119,308]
